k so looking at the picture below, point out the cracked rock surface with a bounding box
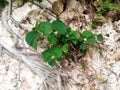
[0,1,120,90]
[0,53,42,90]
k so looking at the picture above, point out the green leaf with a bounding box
[69,35,75,40]
[57,57,63,63]
[62,44,69,53]
[79,36,84,42]
[97,34,103,42]
[25,30,40,50]
[66,28,71,33]
[91,23,97,29]
[52,20,67,34]
[42,49,52,62]
[65,33,69,38]
[35,21,39,29]
[70,30,79,37]
[80,44,88,53]
[69,31,79,43]
[72,39,79,45]
[71,30,79,35]
[82,30,94,38]
[65,28,71,38]
[47,34,58,44]
[0,0,8,8]
[48,60,56,67]
[38,21,52,35]
[53,48,62,58]
[80,49,87,54]
[66,52,72,58]
[61,36,68,43]
[87,36,96,44]
[72,30,80,39]
[80,43,87,50]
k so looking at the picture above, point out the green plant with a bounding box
[0,0,8,11]
[91,23,97,29]
[97,0,120,15]
[109,63,114,68]
[0,0,8,7]
[25,20,103,67]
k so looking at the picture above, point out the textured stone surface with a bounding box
[0,1,120,90]
[0,53,42,90]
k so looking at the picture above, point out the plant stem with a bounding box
[9,0,12,17]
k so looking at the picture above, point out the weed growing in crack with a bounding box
[26,20,103,67]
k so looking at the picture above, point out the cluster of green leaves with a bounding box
[91,23,97,29]
[0,0,8,7]
[97,0,120,15]
[91,0,120,28]
[0,0,8,11]
[26,20,103,67]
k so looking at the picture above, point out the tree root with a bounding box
[0,6,62,90]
